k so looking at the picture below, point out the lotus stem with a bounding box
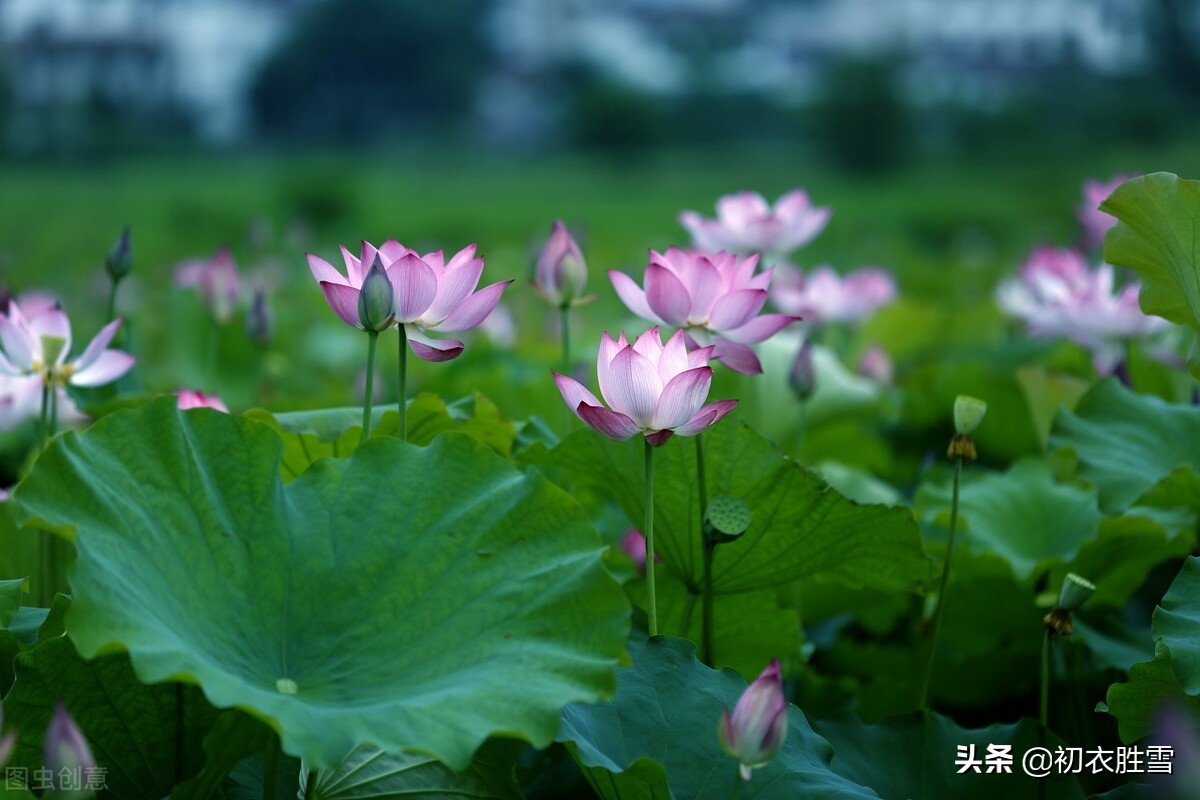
[560,305,571,374]
[304,769,319,800]
[920,455,964,709]
[1040,630,1052,729]
[398,325,408,443]
[730,768,742,799]
[696,434,715,665]
[645,437,658,637]
[176,683,187,784]
[106,278,120,326]
[360,331,379,446]
[264,731,280,800]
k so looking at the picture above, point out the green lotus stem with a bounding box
[1040,630,1052,728]
[106,278,120,326]
[919,455,964,710]
[176,683,187,784]
[398,326,408,443]
[680,591,698,636]
[645,438,658,637]
[304,769,319,800]
[360,332,379,445]
[730,768,742,799]
[264,732,280,800]
[49,377,58,437]
[697,434,714,665]
[560,305,571,374]
[38,380,50,450]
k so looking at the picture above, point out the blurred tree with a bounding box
[250,0,490,141]
[1149,0,1200,102]
[811,57,911,174]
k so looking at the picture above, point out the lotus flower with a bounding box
[176,246,241,323]
[619,529,661,574]
[309,240,511,361]
[1078,175,1130,249]
[0,302,135,390]
[533,220,589,307]
[609,248,799,374]
[788,339,816,400]
[44,705,96,795]
[680,189,830,255]
[857,344,894,385]
[554,327,737,447]
[719,659,788,781]
[771,264,897,326]
[996,246,1168,374]
[177,390,228,412]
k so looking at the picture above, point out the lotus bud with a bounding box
[105,226,133,282]
[0,700,14,768]
[953,396,987,435]
[534,220,587,307]
[857,344,893,386]
[246,288,272,347]
[620,529,648,573]
[788,340,816,401]
[357,256,396,333]
[719,659,788,782]
[44,704,95,795]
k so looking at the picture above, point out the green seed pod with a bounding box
[704,495,752,545]
[953,395,987,435]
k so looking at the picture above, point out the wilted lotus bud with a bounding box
[953,396,987,435]
[357,256,396,333]
[1058,573,1096,612]
[534,220,588,308]
[44,705,96,796]
[246,288,272,347]
[719,659,788,781]
[105,226,133,282]
[788,340,816,401]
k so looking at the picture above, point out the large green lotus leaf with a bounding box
[2,635,219,799]
[1105,642,1200,743]
[1072,614,1155,674]
[812,712,1086,800]
[1050,379,1200,514]
[246,392,515,480]
[1050,508,1195,609]
[558,635,879,800]
[916,459,1101,581]
[0,578,22,627]
[1153,557,1200,694]
[523,422,931,594]
[171,711,274,800]
[651,572,802,677]
[307,740,525,800]
[1101,172,1200,332]
[12,398,629,769]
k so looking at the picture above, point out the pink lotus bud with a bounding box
[857,344,893,385]
[719,659,788,781]
[177,390,228,413]
[246,288,272,347]
[176,246,240,323]
[44,704,96,794]
[619,529,661,574]
[105,226,133,282]
[0,699,14,767]
[534,220,588,307]
[553,327,737,448]
[357,256,397,333]
[788,340,815,400]
[1078,175,1131,250]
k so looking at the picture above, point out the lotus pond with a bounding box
[0,166,1199,799]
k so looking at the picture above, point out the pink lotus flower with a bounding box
[44,704,95,793]
[680,189,831,255]
[719,659,788,782]
[619,529,661,574]
[1078,175,1131,249]
[554,327,737,447]
[996,247,1169,374]
[0,302,135,389]
[533,220,590,307]
[771,264,897,326]
[176,246,241,323]
[309,240,511,361]
[177,390,229,412]
[609,248,799,374]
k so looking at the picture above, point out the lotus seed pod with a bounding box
[704,495,752,544]
[953,395,987,435]
[1058,573,1096,612]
